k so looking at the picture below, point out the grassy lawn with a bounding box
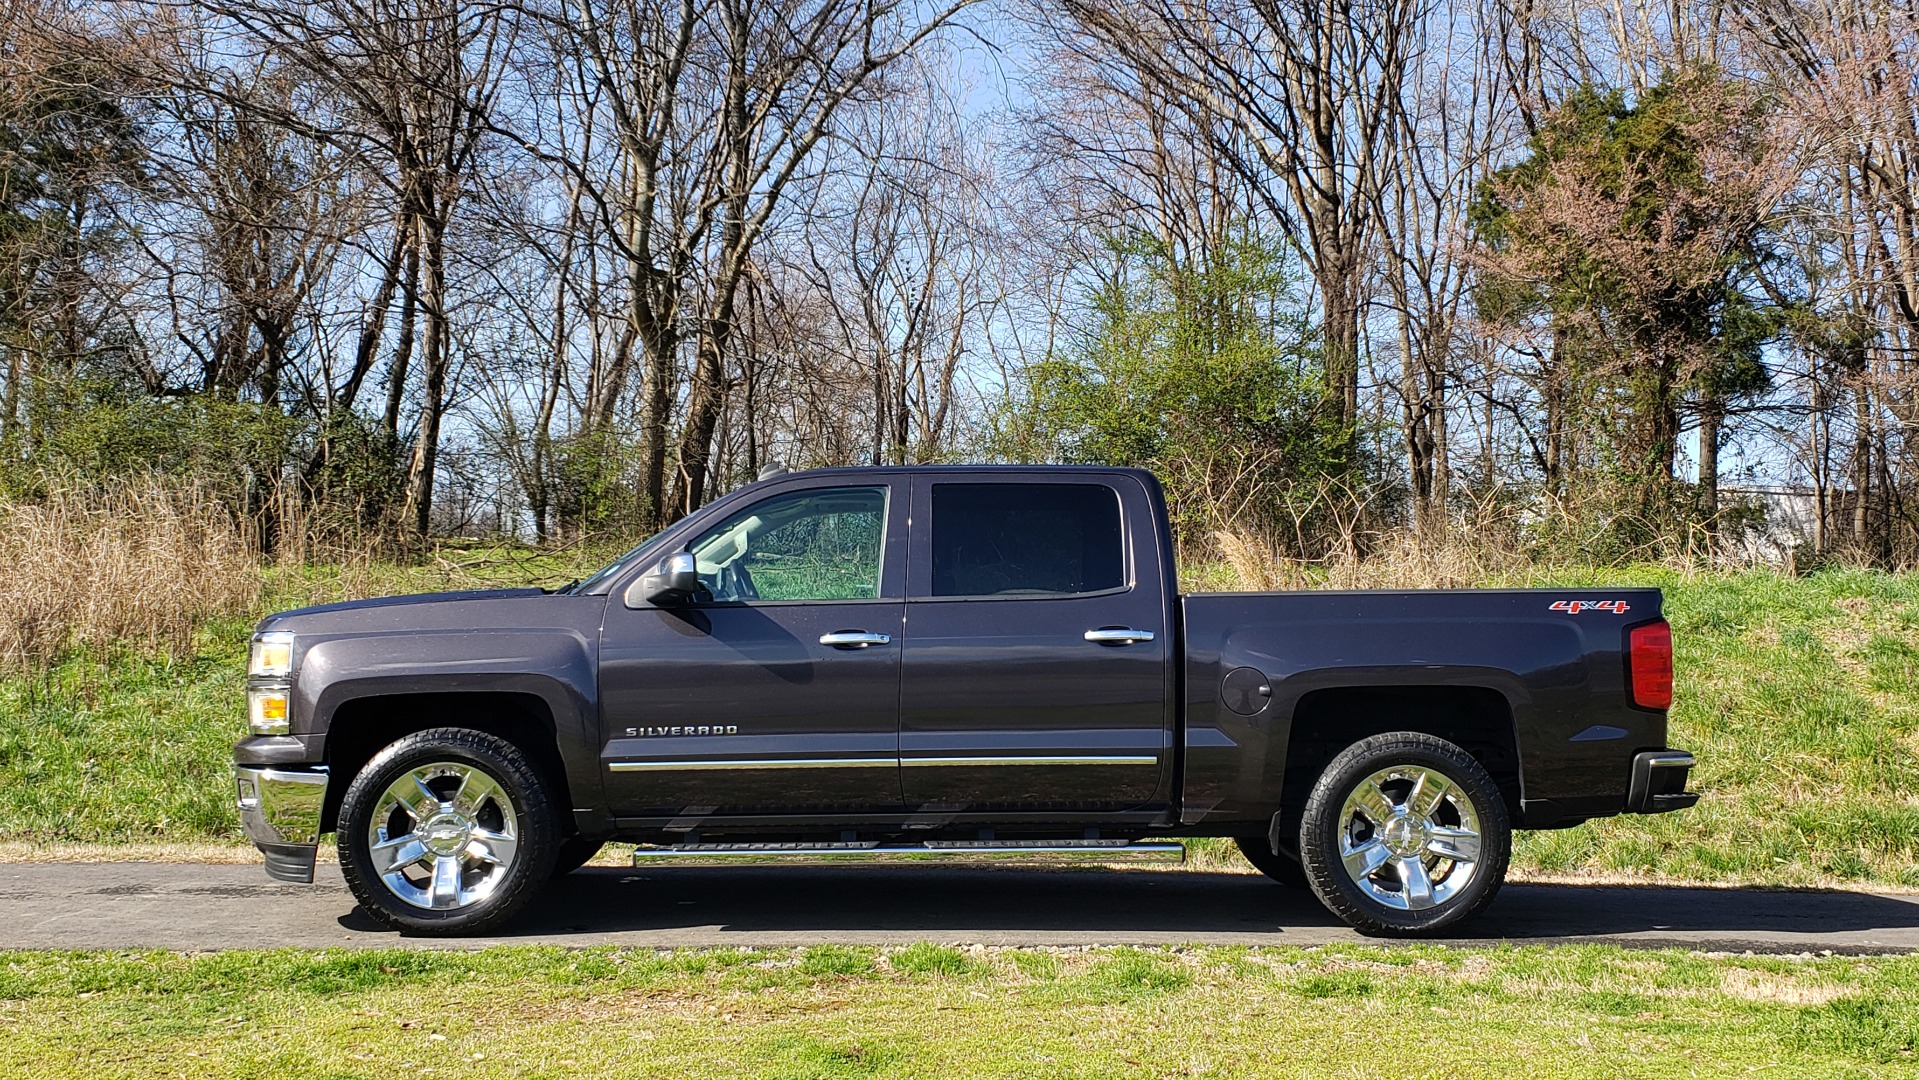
[0,944,1913,1078]
[1,562,1915,889]
[1511,567,1919,888]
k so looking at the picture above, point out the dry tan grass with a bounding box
[0,478,263,669]
[1721,968,1856,1005]
[0,841,268,864]
[1209,525,1531,591]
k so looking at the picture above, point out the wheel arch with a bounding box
[1276,684,1522,845]
[318,691,577,835]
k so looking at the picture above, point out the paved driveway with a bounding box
[1,862,1914,953]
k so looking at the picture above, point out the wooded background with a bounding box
[2,0,1915,568]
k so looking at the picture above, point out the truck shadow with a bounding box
[340,867,1919,947]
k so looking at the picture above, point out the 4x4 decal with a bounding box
[1549,599,1631,615]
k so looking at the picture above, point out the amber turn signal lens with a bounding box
[248,689,291,735]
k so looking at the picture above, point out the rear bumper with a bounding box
[235,765,328,883]
[1624,750,1698,814]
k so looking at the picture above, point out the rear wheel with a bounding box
[1298,732,1510,936]
[337,728,559,934]
[1233,835,1307,887]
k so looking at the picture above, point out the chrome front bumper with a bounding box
[235,765,328,883]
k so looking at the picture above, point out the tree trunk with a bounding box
[670,285,737,519]
[402,213,450,541]
[384,223,422,440]
[1698,402,1721,549]
[635,321,675,531]
[1396,310,1434,535]
[1543,334,1566,501]
[339,219,411,412]
[0,343,18,444]
[1319,256,1362,454]
[668,2,751,522]
[1852,382,1872,548]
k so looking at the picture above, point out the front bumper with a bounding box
[1625,750,1698,814]
[235,765,329,883]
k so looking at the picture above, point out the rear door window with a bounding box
[929,483,1125,597]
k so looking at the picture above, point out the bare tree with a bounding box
[1056,0,1422,451]
[1371,0,1520,536]
[791,96,994,466]
[190,0,512,539]
[1740,0,1919,560]
[521,0,977,527]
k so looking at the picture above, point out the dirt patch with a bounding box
[0,842,290,864]
[1721,967,1855,1005]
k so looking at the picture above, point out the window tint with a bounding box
[687,487,886,602]
[930,483,1124,597]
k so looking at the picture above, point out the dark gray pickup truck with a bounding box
[235,465,1695,936]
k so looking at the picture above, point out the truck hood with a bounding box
[257,588,550,632]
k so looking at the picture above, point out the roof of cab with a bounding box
[745,462,1157,483]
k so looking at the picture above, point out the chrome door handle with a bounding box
[820,631,892,649]
[1085,628,1155,645]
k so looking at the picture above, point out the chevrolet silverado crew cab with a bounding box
[234,465,1695,936]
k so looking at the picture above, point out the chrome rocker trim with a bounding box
[610,757,897,772]
[610,754,1158,772]
[632,839,1186,867]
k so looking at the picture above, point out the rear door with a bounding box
[898,473,1173,812]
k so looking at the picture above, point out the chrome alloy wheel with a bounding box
[365,762,520,911]
[1336,765,1482,912]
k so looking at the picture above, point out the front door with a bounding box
[598,482,906,818]
[898,476,1173,813]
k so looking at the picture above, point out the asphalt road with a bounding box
[2,862,1916,953]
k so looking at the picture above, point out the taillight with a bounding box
[1629,621,1674,710]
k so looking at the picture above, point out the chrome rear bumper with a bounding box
[1625,750,1698,814]
[235,765,328,883]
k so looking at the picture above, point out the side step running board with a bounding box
[631,840,1186,867]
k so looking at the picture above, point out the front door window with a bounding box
[689,487,887,603]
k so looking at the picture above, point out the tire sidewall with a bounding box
[338,728,558,934]
[1299,734,1511,936]
[550,835,605,879]
[1234,835,1308,887]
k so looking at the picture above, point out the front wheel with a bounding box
[1298,732,1510,936]
[337,728,559,934]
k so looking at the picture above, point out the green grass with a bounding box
[0,546,602,846]
[1509,567,1919,887]
[1,563,1916,888]
[0,945,1911,1077]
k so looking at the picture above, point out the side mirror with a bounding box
[634,551,700,607]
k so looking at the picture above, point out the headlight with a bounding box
[248,631,295,678]
[247,631,295,734]
[248,688,291,735]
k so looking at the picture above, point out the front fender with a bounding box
[295,629,601,816]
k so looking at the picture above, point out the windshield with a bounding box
[566,529,665,595]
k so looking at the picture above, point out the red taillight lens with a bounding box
[1629,621,1674,710]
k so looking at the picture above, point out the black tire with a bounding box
[337,728,559,935]
[550,836,605,878]
[1298,732,1510,936]
[1234,835,1307,887]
